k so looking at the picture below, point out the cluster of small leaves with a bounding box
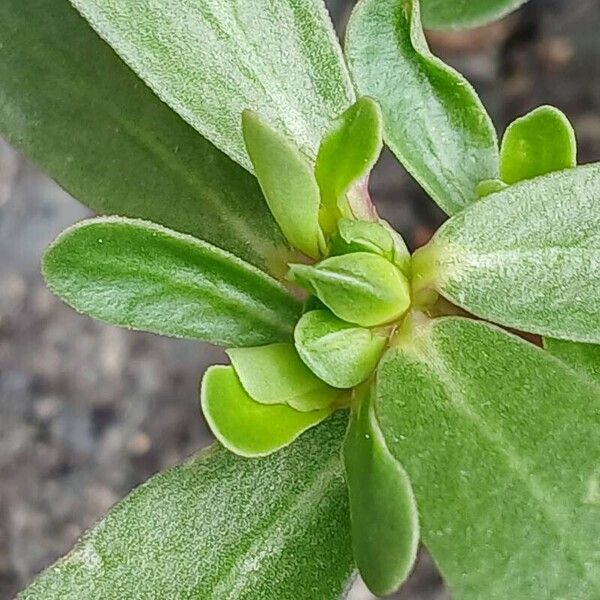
[3,0,600,599]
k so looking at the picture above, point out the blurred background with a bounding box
[1,0,599,598]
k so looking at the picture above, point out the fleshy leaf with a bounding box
[544,338,600,387]
[345,0,499,215]
[344,387,419,596]
[420,0,528,30]
[376,316,600,599]
[201,365,334,457]
[42,217,301,347]
[242,111,324,259]
[500,105,577,184]
[226,343,339,412]
[18,415,354,599]
[294,310,388,389]
[69,0,355,170]
[315,97,383,231]
[288,253,411,327]
[0,0,294,278]
[476,179,508,198]
[415,164,600,342]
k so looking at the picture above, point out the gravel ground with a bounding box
[1,1,599,598]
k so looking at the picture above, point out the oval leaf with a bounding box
[376,316,600,599]
[43,217,301,347]
[500,105,577,184]
[345,0,499,215]
[289,253,411,327]
[420,0,528,30]
[418,164,600,342]
[0,0,294,278]
[242,111,324,259]
[344,387,419,596]
[201,365,334,457]
[294,310,388,388]
[69,0,355,170]
[18,415,354,599]
[226,343,339,411]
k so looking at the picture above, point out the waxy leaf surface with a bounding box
[69,0,355,170]
[344,388,419,596]
[345,0,499,215]
[0,0,293,277]
[243,112,324,259]
[420,0,528,30]
[423,164,600,342]
[19,415,354,599]
[201,366,333,457]
[376,317,600,600]
[500,105,577,184]
[227,343,338,412]
[295,310,387,389]
[43,218,301,347]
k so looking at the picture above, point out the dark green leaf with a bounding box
[544,338,600,387]
[376,316,600,599]
[19,414,354,599]
[70,0,355,170]
[43,218,301,347]
[416,164,600,342]
[0,0,294,277]
[420,0,528,30]
[344,387,419,596]
[345,0,499,215]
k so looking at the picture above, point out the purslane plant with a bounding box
[2,0,599,598]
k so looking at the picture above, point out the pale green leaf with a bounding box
[421,0,528,30]
[544,338,600,387]
[344,387,419,596]
[69,0,355,170]
[500,105,577,184]
[475,179,508,198]
[294,310,387,388]
[416,164,600,342]
[201,366,334,457]
[43,217,301,347]
[242,111,324,259]
[18,414,354,599]
[345,0,499,215]
[315,97,383,231]
[226,343,339,412]
[376,316,600,599]
[288,253,411,327]
[0,0,295,278]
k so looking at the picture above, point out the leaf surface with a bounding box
[544,338,600,387]
[376,316,600,599]
[343,387,419,596]
[345,0,499,215]
[420,164,600,342]
[201,366,334,457]
[43,218,301,347]
[0,0,294,277]
[420,0,528,30]
[69,0,355,170]
[19,415,354,599]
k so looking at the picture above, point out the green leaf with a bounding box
[201,366,334,457]
[345,0,499,215]
[544,338,600,387]
[43,217,301,347]
[500,105,577,184]
[376,316,600,600]
[294,310,388,389]
[420,0,528,30]
[289,253,411,327]
[344,387,419,596]
[242,111,324,259]
[19,414,354,599]
[226,343,340,411]
[475,179,508,198]
[315,97,383,230]
[0,0,294,278]
[69,0,355,171]
[416,164,600,342]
